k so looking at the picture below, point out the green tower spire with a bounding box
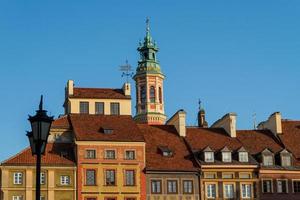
[136,18,162,75]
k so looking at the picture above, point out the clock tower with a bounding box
[133,19,166,125]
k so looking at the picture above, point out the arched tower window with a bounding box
[150,86,156,103]
[140,86,146,103]
[159,87,162,103]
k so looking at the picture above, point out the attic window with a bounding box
[100,127,114,134]
[158,146,173,157]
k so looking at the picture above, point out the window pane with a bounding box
[105,150,116,159]
[224,184,234,198]
[239,152,249,162]
[86,150,96,159]
[205,152,214,162]
[242,184,252,198]
[151,180,161,193]
[263,180,272,193]
[86,170,96,185]
[125,150,135,160]
[80,102,89,114]
[95,102,104,114]
[110,103,120,115]
[282,156,291,167]
[150,86,156,103]
[140,86,146,103]
[294,181,300,193]
[183,180,193,194]
[125,170,135,186]
[167,180,177,193]
[206,184,216,198]
[105,170,115,185]
[264,155,273,166]
[222,152,232,162]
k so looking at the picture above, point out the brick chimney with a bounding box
[258,112,282,135]
[167,109,186,137]
[211,113,237,137]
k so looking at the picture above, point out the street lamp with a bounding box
[27,95,53,200]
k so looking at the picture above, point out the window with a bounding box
[204,152,214,162]
[239,152,249,162]
[140,86,146,103]
[105,150,116,159]
[158,146,173,157]
[125,170,135,186]
[293,180,300,193]
[204,173,216,179]
[222,173,234,179]
[151,180,162,194]
[150,86,156,103]
[240,173,251,179]
[222,152,232,162]
[183,180,193,194]
[158,87,162,103]
[282,155,291,167]
[206,184,216,198]
[13,172,22,185]
[224,184,234,199]
[86,169,96,186]
[40,172,45,185]
[167,180,178,194]
[80,102,89,114]
[263,155,273,166]
[277,180,287,193]
[40,196,45,200]
[60,175,70,185]
[110,103,120,115]
[95,102,104,114]
[86,150,96,159]
[125,150,135,160]
[262,180,272,193]
[12,196,23,200]
[105,170,116,186]
[241,184,252,198]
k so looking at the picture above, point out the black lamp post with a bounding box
[27,95,53,200]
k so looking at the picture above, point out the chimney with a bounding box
[211,113,237,137]
[198,109,208,128]
[258,112,282,135]
[123,82,131,96]
[66,80,74,96]
[166,109,186,137]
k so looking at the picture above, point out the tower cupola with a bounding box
[198,100,208,128]
[133,18,166,125]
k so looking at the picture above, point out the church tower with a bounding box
[133,19,166,125]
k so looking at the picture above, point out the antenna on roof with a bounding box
[119,59,134,83]
[253,112,257,129]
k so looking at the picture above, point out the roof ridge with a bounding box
[1,146,30,165]
[74,87,121,90]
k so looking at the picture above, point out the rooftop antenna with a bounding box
[119,59,134,83]
[253,112,257,129]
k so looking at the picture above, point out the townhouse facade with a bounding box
[1,20,300,200]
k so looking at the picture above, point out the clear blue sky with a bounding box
[0,0,300,161]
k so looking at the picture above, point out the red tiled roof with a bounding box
[139,124,198,172]
[51,115,70,129]
[69,114,144,142]
[237,130,283,155]
[1,143,75,166]
[70,88,130,99]
[280,120,300,159]
[186,127,243,152]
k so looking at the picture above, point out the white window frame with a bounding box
[263,155,274,166]
[241,183,252,199]
[277,179,288,193]
[125,150,136,160]
[12,196,23,200]
[85,149,96,159]
[239,152,249,162]
[105,149,116,159]
[60,175,70,185]
[222,152,232,162]
[262,179,273,193]
[206,183,217,198]
[292,179,300,193]
[204,152,214,162]
[13,172,23,185]
[223,183,235,199]
[281,155,292,167]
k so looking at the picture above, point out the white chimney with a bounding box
[211,113,237,137]
[66,80,74,96]
[166,109,186,137]
[123,83,131,96]
[258,112,282,135]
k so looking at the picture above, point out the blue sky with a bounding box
[0,0,300,161]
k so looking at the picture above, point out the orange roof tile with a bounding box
[1,143,75,166]
[280,120,300,159]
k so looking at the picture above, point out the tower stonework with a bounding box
[133,19,166,125]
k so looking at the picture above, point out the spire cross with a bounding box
[119,60,134,83]
[198,99,202,110]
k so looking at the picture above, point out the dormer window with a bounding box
[204,152,214,162]
[221,146,232,162]
[158,146,173,157]
[222,152,232,162]
[280,150,292,167]
[100,127,114,134]
[239,152,249,162]
[262,149,274,166]
[263,155,274,166]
